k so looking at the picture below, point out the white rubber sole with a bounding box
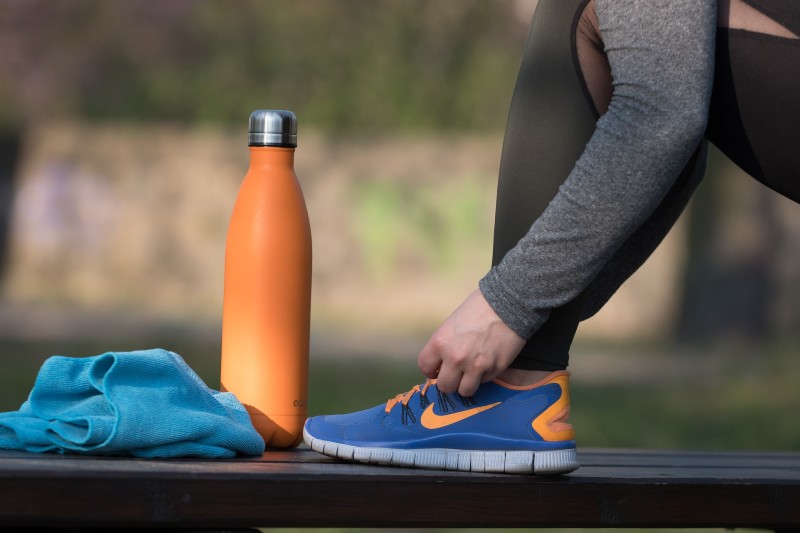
[303,427,578,475]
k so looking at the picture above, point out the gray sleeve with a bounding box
[479,0,716,339]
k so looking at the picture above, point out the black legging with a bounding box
[499,0,800,371]
[492,0,595,371]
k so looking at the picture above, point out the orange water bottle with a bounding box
[220,110,311,448]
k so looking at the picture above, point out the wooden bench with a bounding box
[1,447,798,529]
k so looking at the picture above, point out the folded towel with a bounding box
[0,348,265,458]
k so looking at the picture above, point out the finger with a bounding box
[480,368,501,384]
[434,364,462,394]
[457,370,482,398]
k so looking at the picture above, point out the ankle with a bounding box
[495,368,555,387]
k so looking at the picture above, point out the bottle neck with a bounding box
[248,146,295,168]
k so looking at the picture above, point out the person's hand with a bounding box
[418,289,526,397]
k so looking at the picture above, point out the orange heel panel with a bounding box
[531,373,575,442]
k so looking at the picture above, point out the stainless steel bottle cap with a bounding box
[248,110,297,147]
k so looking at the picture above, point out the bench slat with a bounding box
[1,448,798,528]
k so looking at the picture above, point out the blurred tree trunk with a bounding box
[675,148,778,342]
[0,130,22,281]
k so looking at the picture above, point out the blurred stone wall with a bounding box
[3,122,798,341]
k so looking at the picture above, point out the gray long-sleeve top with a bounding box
[479,0,717,339]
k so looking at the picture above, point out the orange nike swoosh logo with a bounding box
[420,402,502,430]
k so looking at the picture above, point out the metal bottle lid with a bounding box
[248,110,297,147]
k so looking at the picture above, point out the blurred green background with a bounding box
[0,0,798,465]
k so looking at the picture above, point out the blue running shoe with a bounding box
[303,370,577,474]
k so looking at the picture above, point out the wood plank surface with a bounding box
[0,447,798,529]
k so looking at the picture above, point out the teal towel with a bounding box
[0,349,265,458]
